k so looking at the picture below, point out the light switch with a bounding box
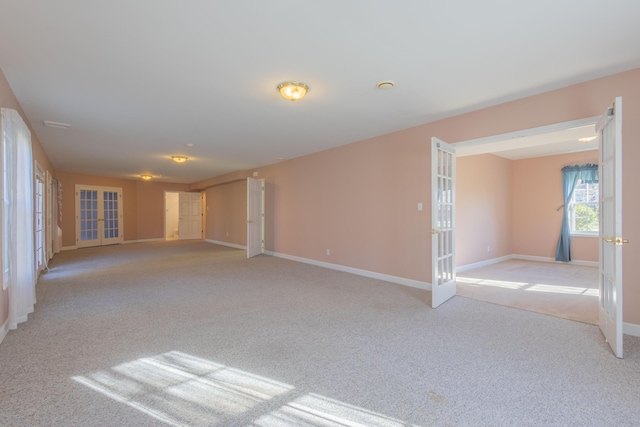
[418,202,423,211]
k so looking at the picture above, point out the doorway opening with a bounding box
[165,192,179,240]
[453,116,600,325]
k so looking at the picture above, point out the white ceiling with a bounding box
[456,124,598,160]
[1,1,639,183]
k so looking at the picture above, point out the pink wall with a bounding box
[0,69,56,330]
[456,154,512,267]
[136,181,191,240]
[57,172,190,247]
[229,68,638,325]
[205,180,247,246]
[511,150,599,261]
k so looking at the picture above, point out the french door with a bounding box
[75,185,123,248]
[598,97,625,358]
[431,137,456,308]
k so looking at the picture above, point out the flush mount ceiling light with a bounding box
[578,136,597,143]
[140,174,153,181]
[184,143,196,148]
[376,80,395,90]
[43,120,71,129]
[171,156,188,163]
[277,81,309,101]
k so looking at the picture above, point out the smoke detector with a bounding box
[376,80,395,90]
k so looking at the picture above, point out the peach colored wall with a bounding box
[456,154,512,267]
[231,68,638,325]
[511,150,599,261]
[205,180,247,246]
[136,181,190,240]
[1,68,56,330]
[57,172,190,247]
[254,126,430,280]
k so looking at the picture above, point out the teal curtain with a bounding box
[555,164,598,262]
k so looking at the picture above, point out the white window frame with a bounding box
[569,179,599,237]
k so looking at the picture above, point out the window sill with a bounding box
[571,233,598,238]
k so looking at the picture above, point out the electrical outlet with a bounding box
[226,231,229,236]
[487,246,490,252]
[326,249,330,256]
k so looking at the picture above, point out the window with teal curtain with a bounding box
[555,164,598,262]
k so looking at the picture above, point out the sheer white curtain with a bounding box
[1,108,36,329]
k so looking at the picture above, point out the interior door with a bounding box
[76,185,123,248]
[178,192,202,240]
[247,177,264,258]
[598,96,625,358]
[431,137,456,308]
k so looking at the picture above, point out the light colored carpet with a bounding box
[1,241,639,426]
[457,259,599,325]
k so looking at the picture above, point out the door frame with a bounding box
[451,113,625,348]
[75,184,124,248]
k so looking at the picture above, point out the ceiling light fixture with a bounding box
[184,143,196,148]
[578,136,597,143]
[43,120,71,129]
[171,156,188,163]
[140,174,153,181]
[277,81,309,101]
[376,80,395,90]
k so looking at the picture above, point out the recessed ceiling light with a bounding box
[43,120,71,129]
[140,174,153,181]
[277,81,309,101]
[578,136,597,143]
[184,143,196,148]
[376,80,395,90]
[171,156,188,163]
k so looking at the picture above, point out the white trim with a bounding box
[61,246,78,251]
[623,322,640,337]
[0,318,8,345]
[205,239,247,250]
[264,250,431,291]
[457,255,513,273]
[570,233,598,238]
[512,254,598,267]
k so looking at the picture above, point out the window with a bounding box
[569,179,599,235]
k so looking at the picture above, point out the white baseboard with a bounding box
[205,239,247,250]
[624,322,640,337]
[512,254,598,267]
[61,246,77,251]
[264,250,431,291]
[0,318,8,346]
[457,255,513,273]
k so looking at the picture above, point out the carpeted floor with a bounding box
[457,259,599,325]
[1,241,639,426]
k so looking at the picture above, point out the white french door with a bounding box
[431,137,456,308]
[178,192,203,240]
[598,96,625,358]
[247,177,264,258]
[75,185,123,248]
[35,164,45,271]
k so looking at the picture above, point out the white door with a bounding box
[46,170,53,261]
[431,137,456,308]
[76,185,123,248]
[598,97,625,358]
[247,177,264,258]
[178,192,203,240]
